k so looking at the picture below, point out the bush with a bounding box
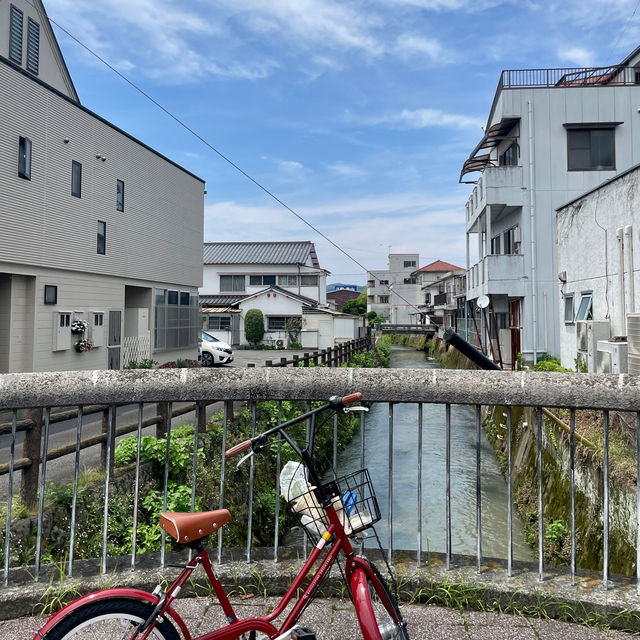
[533,359,572,372]
[125,358,158,369]
[158,359,200,369]
[245,309,265,346]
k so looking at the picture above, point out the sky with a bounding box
[43,0,640,285]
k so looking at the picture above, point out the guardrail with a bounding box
[1,367,639,595]
[264,336,370,367]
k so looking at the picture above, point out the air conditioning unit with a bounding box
[577,320,610,372]
[596,340,628,374]
[576,321,588,351]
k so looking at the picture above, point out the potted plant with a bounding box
[71,317,89,335]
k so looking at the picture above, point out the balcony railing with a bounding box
[501,65,639,89]
[1,368,640,596]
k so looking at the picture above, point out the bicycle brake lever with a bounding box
[236,450,255,469]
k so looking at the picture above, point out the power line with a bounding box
[606,0,640,64]
[41,5,428,316]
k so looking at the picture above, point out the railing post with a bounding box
[101,407,116,472]
[247,363,255,368]
[293,355,300,367]
[327,347,333,367]
[20,408,42,508]
[224,400,234,422]
[266,360,273,367]
[320,349,327,365]
[312,351,319,365]
[280,357,288,367]
[303,353,310,367]
[156,402,169,438]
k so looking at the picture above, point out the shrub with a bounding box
[158,359,200,369]
[125,358,158,369]
[244,309,265,346]
[533,359,572,372]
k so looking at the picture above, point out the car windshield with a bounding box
[201,332,220,343]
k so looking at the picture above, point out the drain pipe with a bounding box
[616,227,626,335]
[527,100,538,364]
[624,225,635,317]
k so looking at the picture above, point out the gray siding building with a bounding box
[0,0,205,372]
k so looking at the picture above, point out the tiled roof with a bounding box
[327,289,360,308]
[199,294,247,306]
[203,241,321,268]
[239,285,318,307]
[416,260,464,273]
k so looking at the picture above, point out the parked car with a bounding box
[199,330,234,366]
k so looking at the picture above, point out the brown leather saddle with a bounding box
[159,509,231,544]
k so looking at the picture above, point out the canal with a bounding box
[336,345,534,561]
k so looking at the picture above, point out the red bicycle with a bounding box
[34,393,409,640]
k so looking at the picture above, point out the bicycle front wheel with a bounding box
[41,598,181,640]
[351,562,409,640]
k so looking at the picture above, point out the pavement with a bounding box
[0,595,634,639]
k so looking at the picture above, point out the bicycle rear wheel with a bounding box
[351,562,409,640]
[42,598,181,640]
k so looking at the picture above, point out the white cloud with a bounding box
[360,108,484,131]
[325,162,367,178]
[394,34,445,62]
[557,46,595,67]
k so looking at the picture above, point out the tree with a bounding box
[244,309,265,346]
[341,289,367,315]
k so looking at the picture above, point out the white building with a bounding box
[557,163,640,373]
[0,0,205,372]
[461,47,640,364]
[366,254,423,323]
[414,260,465,331]
[201,241,360,348]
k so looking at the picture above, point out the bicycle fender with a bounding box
[350,567,381,640]
[32,587,192,640]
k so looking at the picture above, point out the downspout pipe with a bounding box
[527,100,538,364]
[624,225,635,317]
[616,227,626,335]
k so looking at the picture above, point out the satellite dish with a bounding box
[477,295,490,309]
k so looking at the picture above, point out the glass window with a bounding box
[403,260,416,268]
[94,313,104,326]
[500,142,518,166]
[278,275,298,287]
[208,316,231,331]
[180,291,190,306]
[504,227,520,255]
[72,161,82,197]
[154,290,199,351]
[379,280,389,285]
[378,295,389,303]
[9,5,23,64]
[97,221,106,254]
[403,277,417,284]
[564,295,574,324]
[568,129,615,170]
[249,275,276,286]
[167,290,179,305]
[18,136,31,180]
[44,284,57,305]
[117,180,124,211]
[26,18,39,74]
[155,289,166,305]
[300,275,318,286]
[267,316,299,331]
[220,275,245,292]
[575,294,592,321]
[491,235,501,255]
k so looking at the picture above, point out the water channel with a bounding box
[336,345,534,561]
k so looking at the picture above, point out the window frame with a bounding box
[403,260,416,268]
[71,160,82,198]
[300,275,318,286]
[208,316,231,331]
[18,136,32,180]
[267,316,299,331]
[378,295,389,304]
[567,127,615,171]
[278,275,298,287]
[575,293,593,321]
[220,275,246,292]
[249,275,276,286]
[44,284,57,305]
[117,179,124,211]
[97,220,106,255]
[9,5,23,64]
[491,235,501,255]
[499,142,518,166]
[564,294,575,324]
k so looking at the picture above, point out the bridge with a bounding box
[1,367,640,630]
[375,322,438,336]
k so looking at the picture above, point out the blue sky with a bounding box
[45,0,640,285]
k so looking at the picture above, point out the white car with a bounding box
[199,330,234,366]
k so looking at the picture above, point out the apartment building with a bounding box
[414,260,465,331]
[461,46,640,364]
[366,254,422,323]
[0,0,205,372]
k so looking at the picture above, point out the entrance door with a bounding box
[108,310,122,370]
[509,300,522,370]
[231,315,241,346]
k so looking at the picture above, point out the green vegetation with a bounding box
[244,309,265,346]
[125,358,158,369]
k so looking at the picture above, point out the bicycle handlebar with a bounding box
[224,393,363,458]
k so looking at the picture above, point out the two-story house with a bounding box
[0,0,205,372]
[413,260,465,330]
[200,241,354,348]
[461,46,640,364]
[366,253,423,323]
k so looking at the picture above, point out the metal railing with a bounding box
[501,65,639,89]
[1,368,640,594]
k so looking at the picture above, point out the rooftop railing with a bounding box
[1,368,640,596]
[501,65,639,89]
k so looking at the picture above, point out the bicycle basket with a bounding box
[286,468,381,542]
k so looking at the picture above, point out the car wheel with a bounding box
[201,352,214,367]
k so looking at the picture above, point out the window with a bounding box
[97,221,106,254]
[500,142,518,166]
[503,226,520,255]
[379,280,389,285]
[220,275,245,292]
[94,313,104,326]
[208,316,231,331]
[26,18,39,74]
[367,280,375,287]
[278,275,298,287]
[300,275,318,286]
[491,235,501,255]
[378,295,389,303]
[425,293,431,304]
[9,5,23,64]
[117,180,124,211]
[403,277,417,284]
[154,288,199,350]
[403,260,416,268]
[575,294,593,321]
[18,136,31,179]
[567,128,615,171]
[59,313,70,327]
[249,275,276,286]
[267,316,299,331]
[72,161,82,197]
[564,295,575,324]
[44,285,57,305]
